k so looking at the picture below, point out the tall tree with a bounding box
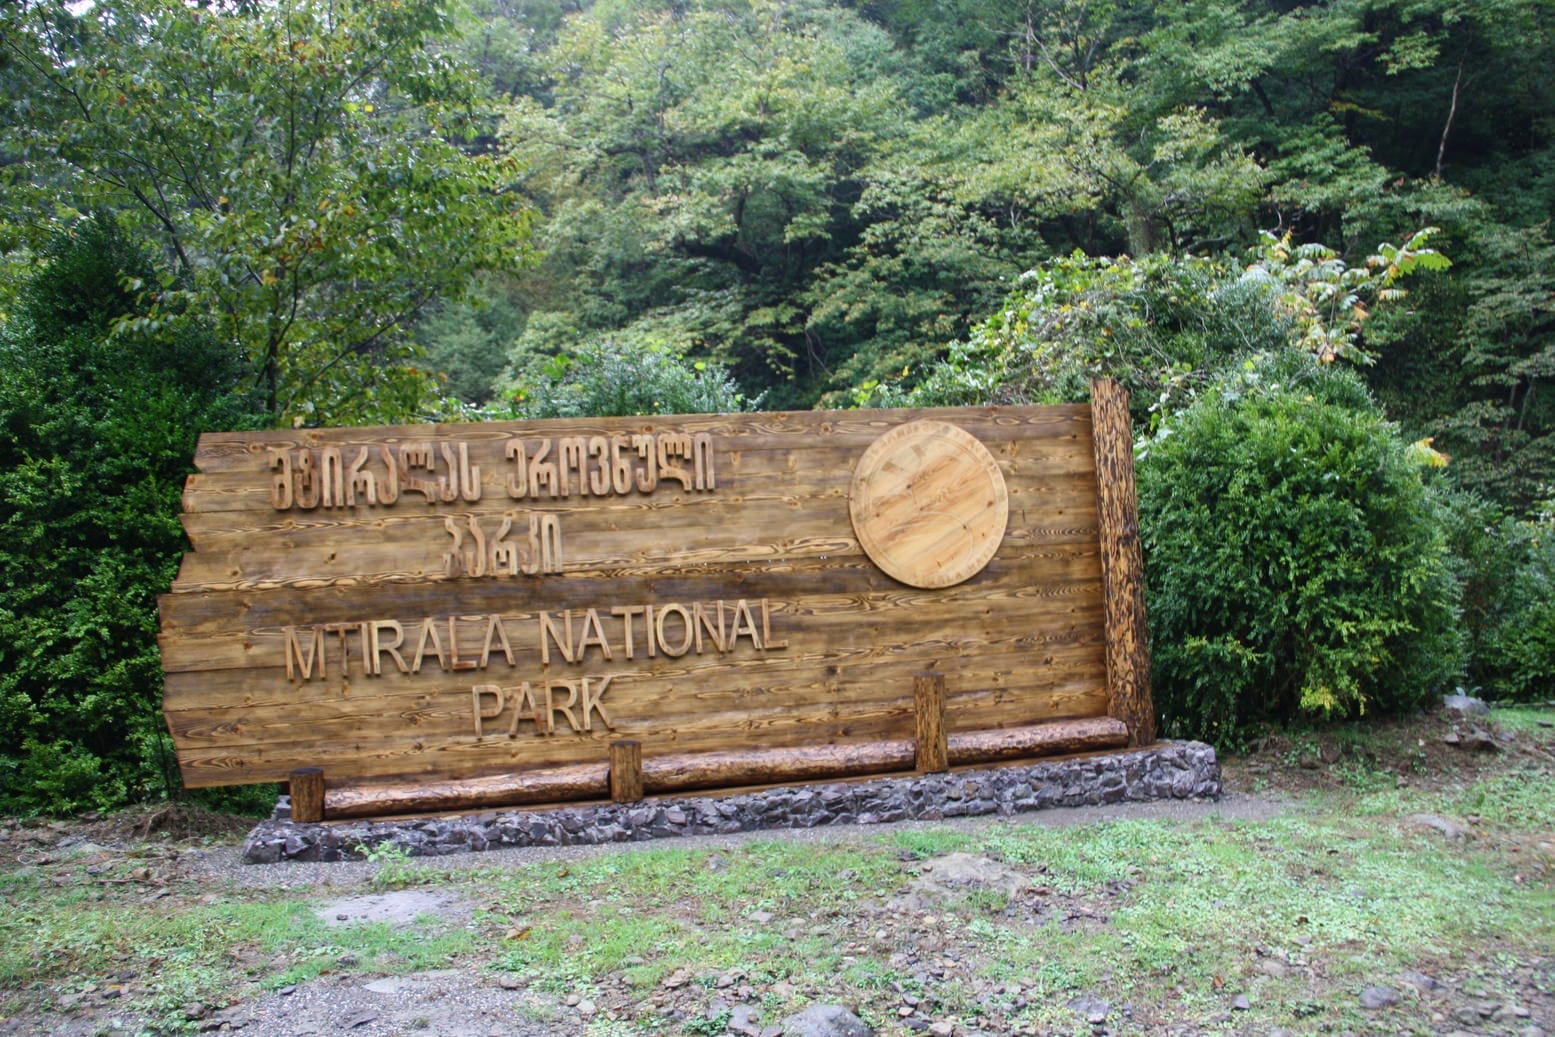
[498,0,911,405]
[1,0,533,426]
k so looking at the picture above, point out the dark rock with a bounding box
[780,1004,874,1037]
[729,1004,763,1037]
[1406,815,1472,841]
[1442,693,1490,716]
[1461,727,1501,752]
[1397,969,1440,993]
[1067,994,1110,1022]
[1359,986,1400,1010]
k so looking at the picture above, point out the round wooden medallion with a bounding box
[849,420,1009,588]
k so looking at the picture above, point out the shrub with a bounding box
[0,215,257,814]
[1138,356,1465,747]
[504,338,756,418]
[890,251,1292,423]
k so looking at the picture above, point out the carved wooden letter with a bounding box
[269,450,293,510]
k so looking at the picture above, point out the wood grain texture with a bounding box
[947,716,1128,762]
[1089,380,1157,747]
[849,420,1009,588]
[913,672,948,773]
[161,400,1154,809]
[289,767,325,823]
[323,763,610,819]
[610,740,644,803]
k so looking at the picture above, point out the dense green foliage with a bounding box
[887,251,1288,420]
[505,339,755,419]
[437,0,1553,506]
[1446,495,1555,703]
[0,219,258,814]
[1138,358,1464,746]
[1,0,532,425]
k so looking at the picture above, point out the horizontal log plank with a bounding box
[947,716,1129,762]
[158,551,1105,676]
[175,474,1102,560]
[163,641,1109,750]
[188,406,1093,474]
[322,763,611,819]
[157,553,1104,640]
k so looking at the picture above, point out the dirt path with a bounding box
[4,708,1551,1037]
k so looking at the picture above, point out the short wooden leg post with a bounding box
[289,767,325,823]
[913,672,948,773]
[609,739,644,803]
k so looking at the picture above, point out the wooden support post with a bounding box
[289,766,325,823]
[1090,378,1157,746]
[913,672,949,773]
[609,739,644,803]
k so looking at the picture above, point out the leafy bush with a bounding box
[887,251,1292,422]
[1139,356,1465,747]
[504,338,756,418]
[1444,493,1555,702]
[0,215,258,815]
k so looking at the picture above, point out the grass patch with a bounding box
[2,714,1551,1034]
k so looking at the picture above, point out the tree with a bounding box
[1,0,533,426]
[497,0,911,406]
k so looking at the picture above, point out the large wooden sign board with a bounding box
[160,380,1153,821]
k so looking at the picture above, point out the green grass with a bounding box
[2,720,1552,1035]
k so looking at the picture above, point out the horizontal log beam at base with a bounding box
[323,763,609,820]
[315,717,1130,820]
[948,716,1128,763]
[641,740,917,794]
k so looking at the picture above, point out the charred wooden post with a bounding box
[1090,378,1156,746]
[913,672,949,772]
[289,767,325,823]
[609,739,644,803]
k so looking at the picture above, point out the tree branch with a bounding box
[1434,60,1463,180]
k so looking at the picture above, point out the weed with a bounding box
[684,1007,732,1035]
[357,841,418,888]
[1331,756,1396,792]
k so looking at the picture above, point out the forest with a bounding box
[0,0,1550,813]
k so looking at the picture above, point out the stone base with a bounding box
[242,740,1220,864]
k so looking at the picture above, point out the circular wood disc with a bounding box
[849,420,1009,588]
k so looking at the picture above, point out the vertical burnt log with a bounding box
[1090,379,1156,746]
[289,766,325,823]
[913,672,949,773]
[609,739,644,803]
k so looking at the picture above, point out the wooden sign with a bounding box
[160,381,1153,820]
